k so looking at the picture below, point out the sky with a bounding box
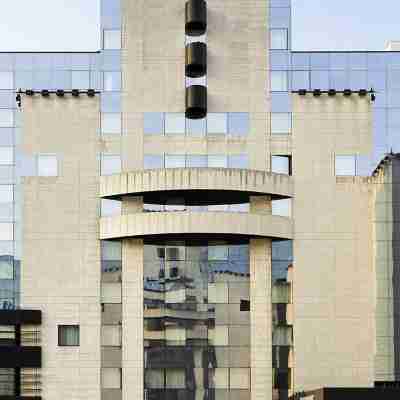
[0,1,397,52]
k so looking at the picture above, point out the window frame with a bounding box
[58,325,80,347]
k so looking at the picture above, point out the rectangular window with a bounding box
[101,113,121,135]
[101,199,121,217]
[208,155,227,168]
[38,155,58,176]
[272,199,291,217]
[186,155,207,168]
[186,117,206,136]
[101,154,121,176]
[165,113,185,135]
[144,113,164,135]
[228,154,249,169]
[103,30,121,50]
[0,148,13,166]
[271,113,291,135]
[271,71,288,92]
[228,113,249,136]
[165,155,185,169]
[0,111,13,128]
[271,155,291,175]
[0,368,14,395]
[71,71,90,89]
[0,186,13,203]
[335,155,356,176]
[144,155,164,169]
[0,255,13,279]
[104,71,121,92]
[58,325,79,346]
[101,368,121,389]
[0,73,14,90]
[207,113,227,134]
[291,70,309,91]
[270,29,288,50]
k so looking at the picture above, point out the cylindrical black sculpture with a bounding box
[186,85,207,119]
[186,42,207,78]
[185,0,207,36]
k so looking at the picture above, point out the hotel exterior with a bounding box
[0,1,399,400]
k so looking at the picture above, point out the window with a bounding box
[165,113,185,135]
[186,117,206,136]
[270,29,288,50]
[165,155,185,169]
[291,70,309,91]
[186,155,207,167]
[0,148,13,165]
[208,155,227,168]
[335,155,356,176]
[144,155,163,169]
[103,30,121,50]
[228,113,249,136]
[272,199,291,217]
[0,256,13,279]
[0,368,14,395]
[104,71,121,92]
[37,155,57,177]
[271,71,288,92]
[101,199,121,217]
[102,368,121,389]
[0,111,13,128]
[228,154,248,169]
[101,155,121,176]
[101,113,121,135]
[271,113,291,135]
[0,186,13,203]
[71,71,90,89]
[58,325,79,346]
[207,113,227,134]
[144,113,164,135]
[0,73,13,90]
[271,155,291,175]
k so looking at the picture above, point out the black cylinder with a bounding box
[186,85,207,119]
[186,42,207,78]
[185,0,207,36]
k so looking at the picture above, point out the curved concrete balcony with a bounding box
[100,168,293,200]
[100,212,293,240]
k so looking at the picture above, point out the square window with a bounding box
[271,71,288,92]
[58,325,79,346]
[0,72,14,90]
[186,117,206,136]
[71,71,90,89]
[335,155,356,176]
[0,186,13,203]
[165,154,185,169]
[101,113,121,135]
[228,113,249,136]
[0,110,13,128]
[208,155,227,168]
[270,29,288,50]
[144,113,164,135]
[207,113,227,134]
[101,155,121,176]
[144,155,164,169]
[0,148,13,166]
[38,155,57,176]
[271,113,291,135]
[271,155,291,175]
[165,113,185,135]
[103,30,121,50]
[103,71,121,92]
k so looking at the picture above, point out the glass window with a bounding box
[291,71,309,91]
[0,255,13,279]
[271,71,288,92]
[0,73,13,90]
[165,155,185,169]
[272,199,291,217]
[0,148,13,166]
[101,154,121,176]
[165,113,185,135]
[270,29,288,50]
[335,155,356,176]
[101,199,121,217]
[271,155,291,175]
[228,113,249,136]
[311,70,329,90]
[71,71,90,89]
[104,71,121,91]
[330,70,348,91]
[186,155,207,167]
[208,155,227,168]
[207,113,227,134]
[103,30,121,50]
[58,325,79,346]
[144,113,164,135]
[102,368,121,389]
[144,155,163,169]
[228,154,248,169]
[186,118,206,136]
[271,113,291,135]
[38,155,57,176]
[101,113,121,135]
[0,368,14,395]
[101,92,121,113]
[0,111,13,128]
[0,186,12,203]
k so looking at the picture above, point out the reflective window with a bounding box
[38,155,57,176]
[187,155,207,168]
[71,71,90,89]
[0,186,12,203]
[311,70,329,90]
[272,155,291,175]
[101,92,121,112]
[58,325,79,346]
[330,70,348,91]
[228,113,249,136]
[271,71,288,92]
[272,199,291,217]
[291,70,309,91]
[271,113,291,135]
[165,113,185,135]
[0,223,13,241]
[144,113,164,135]
[101,154,121,176]
[228,154,248,169]
[101,113,121,135]
[270,29,288,50]
[103,71,121,91]
[165,155,185,169]
[0,148,13,166]
[208,113,228,134]
[0,111,13,128]
[335,155,356,176]
[103,30,121,50]
[101,199,121,217]
[186,117,206,136]
[208,155,227,168]
[0,73,13,90]
[144,155,163,169]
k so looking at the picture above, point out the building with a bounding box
[0,1,399,400]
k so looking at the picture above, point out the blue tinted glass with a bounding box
[349,70,367,89]
[144,155,163,169]
[53,54,71,70]
[0,93,16,109]
[228,154,248,169]
[329,53,348,69]
[144,113,164,135]
[101,93,121,112]
[291,53,309,69]
[387,69,400,89]
[104,71,121,91]
[53,71,71,89]
[271,92,291,112]
[71,71,90,88]
[165,155,185,168]
[388,109,400,129]
[386,53,400,68]
[270,51,290,69]
[0,54,14,71]
[310,53,329,69]
[311,70,329,90]
[101,51,121,69]
[187,155,207,167]
[291,71,309,90]
[330,70,348,90]
[70,54,91,70]
[32,54,54,69]
[102,0,121,17]
[348,53,367,69]
[367,53,386,70]
[368,70,386,91]
[0,129,14,146]
[387,91,400,107]
[270,7,290,28]
[228,113,249,136]
[373,91,387,108]
[33,71,53,90]
[270,0,291,6]
[186,118,206,136]
[15,54,33,71]
[90,71,102,90]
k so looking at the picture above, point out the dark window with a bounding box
[240,300,250,311]
[58,325,80,346]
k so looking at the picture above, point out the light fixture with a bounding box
[358,89,367,97]
[56,90,65,97]
[298,89,307,96]
[313,89,321,97]
[26,90,34,96]
[343,89,352,96]
[328,89,336,96]
[87,89,95,97]
[71,89,80,97]
[41,89,50,97]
